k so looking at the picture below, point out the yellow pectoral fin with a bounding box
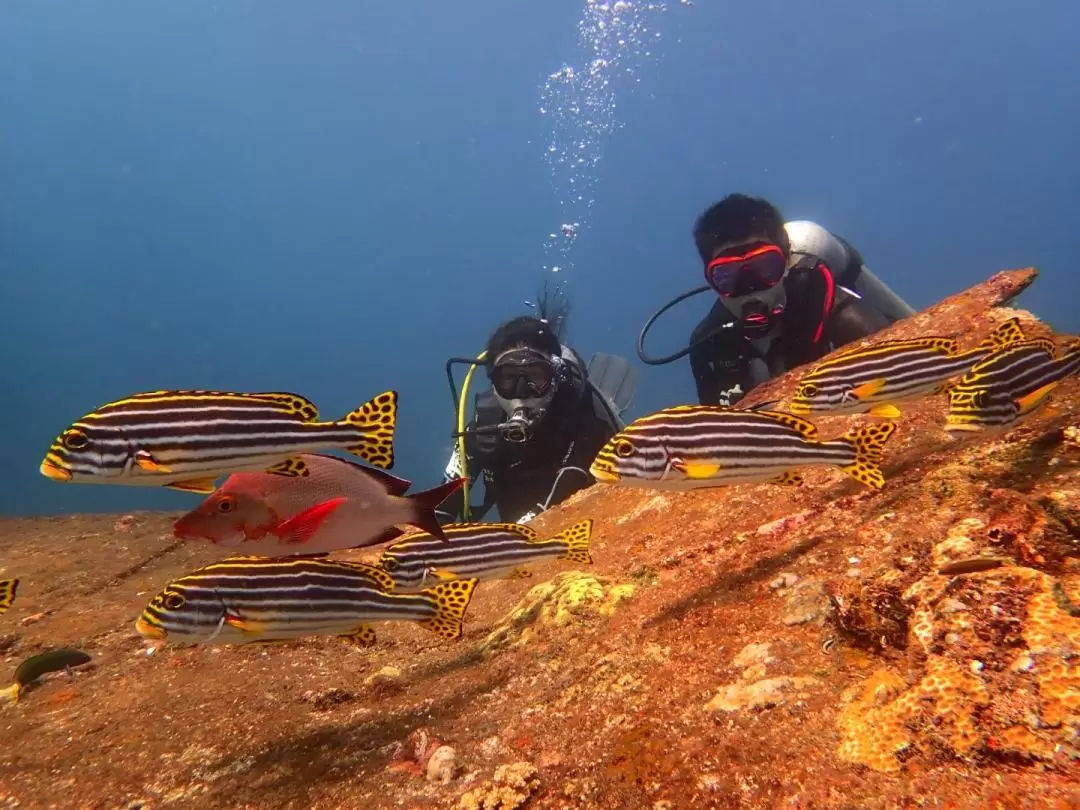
[868,404,902,419]
[166,477,220,495]
[677,460,721,480]
[429,568,460,581]
[224,614,265,635]
[850,379,887,400]
[135,451,172,474]
[1015,381,1059,416]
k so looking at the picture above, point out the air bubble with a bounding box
[537,0,670,275]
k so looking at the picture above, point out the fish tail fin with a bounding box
[417,578,479,640]
[404,478,465,541]
[978,317,1026,351]
[342,391,398,469]
[837,423,897,490]
[553,519,594,565]
[273,497,347,545]
[0,579,18,615]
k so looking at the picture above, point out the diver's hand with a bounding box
[717,384,744,407]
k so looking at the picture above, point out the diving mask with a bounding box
[490,348,556,400]
[704,242,788,298]
[489,348,560,442]
[706,243,789,339]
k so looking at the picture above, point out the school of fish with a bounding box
[14,312,1074,664]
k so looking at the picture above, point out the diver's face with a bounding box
[705,240,789,332]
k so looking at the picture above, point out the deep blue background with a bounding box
[2,0,1077,516]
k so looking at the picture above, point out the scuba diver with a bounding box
[637,193,917,406]
[439,287,638,525]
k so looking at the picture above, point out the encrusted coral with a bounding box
[837,559,1080,772]
[456,762,540,810]
[480,572,636,656]
[837,656,990,773]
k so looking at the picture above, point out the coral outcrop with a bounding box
[1,268,1079,809]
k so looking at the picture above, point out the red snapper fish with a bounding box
[172,453,463,555]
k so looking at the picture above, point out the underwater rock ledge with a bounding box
[2,266,1079,809]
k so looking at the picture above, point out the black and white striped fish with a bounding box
[40,389,398,494]
[944,337,1080,432]
[788,317,1025,419]
[135,555,478,647]
[590,406,896,490]
[379,519,593,591]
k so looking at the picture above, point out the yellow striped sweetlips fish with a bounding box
[945,336,1080,433]
[590,406,897,490]
[172,453,463,551]
[378,519,593,591]
[788,317,1025,419]
[39,389,398,494]
[0,579,17,616]
[135,555,478,648]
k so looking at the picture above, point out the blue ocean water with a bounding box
[1,0,1077,517]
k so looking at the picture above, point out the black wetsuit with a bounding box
[690,243,895,406]
[438,363,619,524]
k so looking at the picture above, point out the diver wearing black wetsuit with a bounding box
[687,194,915,406]
[437,316,621,525]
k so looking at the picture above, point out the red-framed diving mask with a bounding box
[704,242,788,298]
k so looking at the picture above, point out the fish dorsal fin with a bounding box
[978,317,1026,351]
[815,336,959,370]
[309,453,412,495]
[755,410,819,438]
[116,390,319,420]
[968,338,1056,376]
[330,560,398,591]
[441,521,540,542]
[912,336,961,355]
[247,392,321,421]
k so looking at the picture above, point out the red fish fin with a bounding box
[406,478,465,542]
[273,497,347,545]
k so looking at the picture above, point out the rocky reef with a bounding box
[0,267,1078,809]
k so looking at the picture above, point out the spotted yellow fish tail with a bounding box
[837,423,897,490]
[416,578,478,640]
[554,519,594,565]
[342,390,398,469]
[0,579,18,615]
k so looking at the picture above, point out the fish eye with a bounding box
[62,430,88,450]
[381,558,399,571]
[801,384,819,399]
[164,593,186,610]
[216,496,236,514]
[614,439,635,458]
[973,390,990,408]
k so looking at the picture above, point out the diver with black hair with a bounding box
[637,193,916,406]
[439,287,638,524]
